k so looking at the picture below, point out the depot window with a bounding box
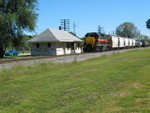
[66,43,70,48]
[71,43,74,49]
[48,43,51,48]
[36,43,40,48]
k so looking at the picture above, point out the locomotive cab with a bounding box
[84,33,99,52]
[84,32,111,52]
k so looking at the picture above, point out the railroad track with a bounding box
[0,47,148,70]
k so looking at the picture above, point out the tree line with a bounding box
[116,22,150,41]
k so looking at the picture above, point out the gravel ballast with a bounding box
[0,48,144,70]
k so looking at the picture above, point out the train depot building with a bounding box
[29,29,83,56]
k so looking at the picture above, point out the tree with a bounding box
[69,32,78,37]
[0,0,38,57]
[146,19,150,30]
[139,34,149,40]
[116,22,140,38]
[12,35,33,51]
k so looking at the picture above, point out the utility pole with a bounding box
[73,21,77,35]
[60,19,70,31]
[111,31,115,35]
[98,25,105,34]
[98,25,102,34]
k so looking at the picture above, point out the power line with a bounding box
[73,21,77,35]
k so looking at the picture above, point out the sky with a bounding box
[33,0,150,37]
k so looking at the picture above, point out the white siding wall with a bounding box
[75,47,82,53]
[31,43,56,56]
[56,48,64,55]
[65,48,71,54]
[55,43,64,55]
[31,42,82,56]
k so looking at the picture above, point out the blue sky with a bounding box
[34,0,150,37]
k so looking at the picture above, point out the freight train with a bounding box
[83,32,149,52]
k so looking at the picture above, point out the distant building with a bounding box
[29,29,83,56]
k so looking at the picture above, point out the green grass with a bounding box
[0,48,150,113]
[0,55,40,61]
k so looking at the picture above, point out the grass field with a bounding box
[0,48,150,113]
[0,54,48,62]
[0,55,34,61]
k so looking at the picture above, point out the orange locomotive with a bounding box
[83,32,112,52]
